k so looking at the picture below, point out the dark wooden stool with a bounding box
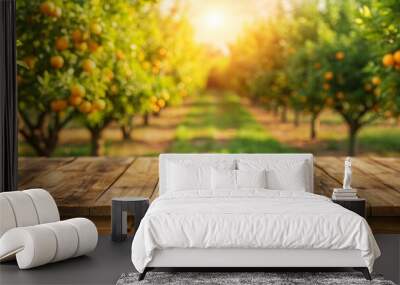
[111,197,149,242]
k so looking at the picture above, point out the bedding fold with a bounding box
[131,190,380,273]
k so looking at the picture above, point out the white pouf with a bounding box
[0,189,98,269]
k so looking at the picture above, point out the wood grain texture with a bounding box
[18,156,400,233]
[315,157,400,216]
[91,157,158,216]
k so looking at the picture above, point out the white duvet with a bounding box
[131,190,380,273]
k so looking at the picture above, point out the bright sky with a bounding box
[161,0,278,54]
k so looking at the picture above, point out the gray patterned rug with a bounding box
[116,272,395,285]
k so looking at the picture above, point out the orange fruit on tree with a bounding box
[336,91,344,99]
[157,99,166,108]
[50,55,64,69]
[75,42,88,52]
[151,104,160,113]
[51,6,62,18]
[116,50,125,60]
[40,1,55,16]
[371,76,381,86]
[55,36,69,51]
[325,97,334,106]
[314,63,321,69]
[71,29,83,43]
[104,69,114,82]
[393,50,400,64]
[159,48,167,58]
[323,83,331,91]
[364,83,373,92]
[82,59,96,73]
[382,53,394,67]
[90,23,102,35]
[335,51,345,61]
[79,101,92,113]
[88,41,99,53]
[70,84,86,98]
[69,95,82,106]
[23,56,36,69]
[324,71,334,81]
[93,99,106,111]
[51,100,67,112]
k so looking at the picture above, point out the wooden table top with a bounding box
[17,156,400,233]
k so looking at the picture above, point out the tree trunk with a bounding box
[310,113,318,140]
[294,110,300,127]
[89,128,102,156]
[280,105,287,123]
[143,113,149,126]
[348,123,359,157]
[121,125,132,140]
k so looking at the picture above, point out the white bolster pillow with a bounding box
[0,218,98,269]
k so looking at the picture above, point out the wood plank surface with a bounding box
[91,157,158,215]
[315,157,400,216]
[17,156,400,233]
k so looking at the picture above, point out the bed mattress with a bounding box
[131,190,380,273]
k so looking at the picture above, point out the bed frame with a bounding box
[139,154,371,281]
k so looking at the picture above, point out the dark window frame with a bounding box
[0,0,17,192]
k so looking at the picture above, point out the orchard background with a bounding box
[17,0,400,157]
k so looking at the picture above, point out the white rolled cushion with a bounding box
[24,188,60,224]
[167,162,212,192]
[0,196,17,237]
[0,218,97,269]
[0,191,39,227]
[42,221,79,262]
[0,226,57,269]
[64,218,98,257]
[236,169,267,189]
[212,169,236,190]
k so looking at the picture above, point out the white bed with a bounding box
[131,154,380,280]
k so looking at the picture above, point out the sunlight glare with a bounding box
[204,10,224,29]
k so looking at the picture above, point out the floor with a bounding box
[1,235,399,285]
[0,236,134,285]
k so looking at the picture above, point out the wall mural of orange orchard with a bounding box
[17,0,207,156]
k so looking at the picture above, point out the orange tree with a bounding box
[322,33,385,156]
[320,0,393,156]
[358,0,400,119]
[75,0,148,153]
[16,0,96,156]
[285,1,334,138]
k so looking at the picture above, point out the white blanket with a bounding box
[131,190,380,272]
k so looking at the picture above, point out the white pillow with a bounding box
[167,162,212,192]
[237,169,267,189]
[212,169,236,190]
[238,159,309,191]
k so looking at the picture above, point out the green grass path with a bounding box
[169,91,292,153]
